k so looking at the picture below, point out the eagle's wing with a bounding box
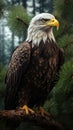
[50,47,64,91]
[58,48,64,69]
[5,42,31,109]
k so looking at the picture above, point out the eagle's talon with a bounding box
[19,105,35,115]
[28,107,35,114]
[39,107,51,117]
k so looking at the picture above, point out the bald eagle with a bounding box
[5,13,64,129]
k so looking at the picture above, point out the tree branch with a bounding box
[0,109,64,130]
[16,16,28,27]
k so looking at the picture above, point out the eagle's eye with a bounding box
[51,19,55,22]
[41,18,49,22]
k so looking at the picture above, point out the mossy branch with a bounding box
[0,109,64,130]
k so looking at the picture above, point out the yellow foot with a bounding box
[39,107,51,117]
[20,105,35,115]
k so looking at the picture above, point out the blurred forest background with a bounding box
[0,0,73,130]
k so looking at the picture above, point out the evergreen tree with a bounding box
[0,0,5,17]
[0,64,6,130]
[0,0,6,65]
[37,0,53,13]
[8,5,32,39]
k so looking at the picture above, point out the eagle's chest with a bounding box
[31,50,48,75]
[25,43,59,87]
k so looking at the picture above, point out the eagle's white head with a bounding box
[26,13,59,46]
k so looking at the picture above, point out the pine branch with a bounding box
[0,109,64,130]
[16,16,28,27]
[63,42,73,49]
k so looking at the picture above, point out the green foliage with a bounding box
[53,0,64,18]
[44,99,59,117]
[62,0,73,23]
[57,34,73,48]
[53,59,73,100]
[8,5,32,37]
[53,0,73,40]
[0,0,5,17]
[53,0,73,23]
[65,44,73,61]
[0,64,6,96]
[44,59,73,129]
[0,65,6,129]
[57,34,73,61]
[53,59,73,129]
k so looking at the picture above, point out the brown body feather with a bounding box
[5,40,64,110]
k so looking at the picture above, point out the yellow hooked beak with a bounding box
[45,18,59,30]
